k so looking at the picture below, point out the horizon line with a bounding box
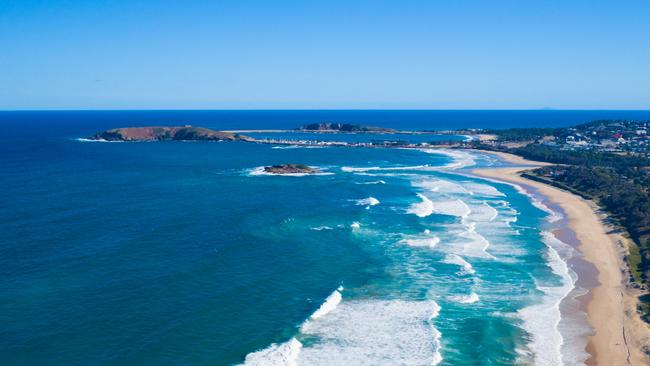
[2,108,650,112]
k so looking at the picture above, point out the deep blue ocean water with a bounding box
[1,110,647,365]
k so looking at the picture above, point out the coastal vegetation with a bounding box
[471,120,650,320]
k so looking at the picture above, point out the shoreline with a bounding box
[471,150,649,365]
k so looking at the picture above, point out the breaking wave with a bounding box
[309,286,344,320]
[400,235,440,249]
[420,149,476,169]
[517,232,576,366]
[243,286,344,366]
[242,337,302,366]
[407,193,435,217]
[298,300,443,365]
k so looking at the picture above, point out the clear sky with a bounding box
[1,0,648,110]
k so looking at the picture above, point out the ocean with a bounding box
[2,110,649,365]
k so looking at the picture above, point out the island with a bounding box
[263,164,316,174]
[296,122,396,133]
[87,126,248,142]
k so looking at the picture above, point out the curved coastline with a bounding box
[471,150,650,365]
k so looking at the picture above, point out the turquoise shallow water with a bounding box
[0,111,601,365]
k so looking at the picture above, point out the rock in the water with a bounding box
[263,164,317,174]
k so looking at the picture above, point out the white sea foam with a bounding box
[432,199,471,219]
[449,292,480,304]
[248,166,334,177]
[75,138,123,143]
[310,226,333,231]
[442,254,475,275]
[400,235,440,249]
[355,197,380,207]
[461,182,506,197]
[242,337,303,366]
[356,180,386,185]
[310,286,344,320]
[459,222,495,259]
[412,179,471,195]
[351,172,419,179]
[518,232,575,366]
[298,300,443,365]
[342,165,435,173]
[511,185,563,223]
[471,202,499,222]
[420,149,476,170]
[350,222,361,229]
[244,287,344,365]
[407,193,435,217]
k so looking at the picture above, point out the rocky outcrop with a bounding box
[297,123,395,133]
[88,126,248,141]
[263,164,316,174]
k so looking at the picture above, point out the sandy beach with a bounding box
[472,150,650,365]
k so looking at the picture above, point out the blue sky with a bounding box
[1,0,648,109]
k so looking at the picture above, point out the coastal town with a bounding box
[474,119,650,155]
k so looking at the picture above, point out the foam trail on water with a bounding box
[407,193,435,217]
[442,254,475,275]
[310,226,333,231]
[518,232,575,366]
[449,292,480,304]
[356,180,386,185]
